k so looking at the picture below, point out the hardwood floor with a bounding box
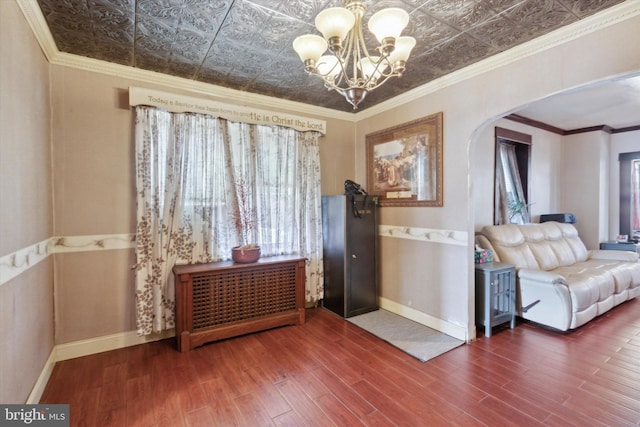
[41,301,640,426]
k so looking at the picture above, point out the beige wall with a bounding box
[0,2,54,403]
[48,66,356,344]
[561,131,612,249]
[3,0,639,402]
[356,13,640,337]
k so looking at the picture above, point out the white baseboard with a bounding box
[379,296,468,342]
[26,348,57,404]
[27,329,175,404]
[55,329,175,362]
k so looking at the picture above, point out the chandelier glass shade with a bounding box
[293,1,416,109]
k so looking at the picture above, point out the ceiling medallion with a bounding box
[293,0,415,109]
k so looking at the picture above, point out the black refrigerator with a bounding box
[321,195,378,318]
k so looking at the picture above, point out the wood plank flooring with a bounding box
[41,300,640,426]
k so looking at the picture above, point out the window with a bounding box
[619,151,640,240]
[133,106,324,335]
[494,127,531,225]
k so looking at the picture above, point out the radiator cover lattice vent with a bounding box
[191,266,297,330]
[173,256,306,351]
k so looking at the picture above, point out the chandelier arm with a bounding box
[355,9,374,89]
[342,18,358,89]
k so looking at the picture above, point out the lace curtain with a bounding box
[133,106,323,335]
[495,142,530,225]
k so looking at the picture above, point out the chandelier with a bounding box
[293,1,416,109]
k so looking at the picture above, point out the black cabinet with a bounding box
[322,195,378,318]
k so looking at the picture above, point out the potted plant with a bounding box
[232,177,260,263]
[508,199,532,224]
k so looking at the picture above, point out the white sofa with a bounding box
[477,222,640,331]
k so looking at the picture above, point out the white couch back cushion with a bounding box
[481,222,589,271]
[556,223,589,262]
[519,224,561,270]
[480,224,540,270]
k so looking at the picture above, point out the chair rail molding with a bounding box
[0,233,135,287]
[379,224,467,246]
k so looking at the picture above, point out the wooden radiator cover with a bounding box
[173,255,306,352]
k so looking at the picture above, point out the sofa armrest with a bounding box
[589,250,639,262]
[516,268,572,331]
[517,269,567,285]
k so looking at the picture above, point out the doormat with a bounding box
[348,309,464,362]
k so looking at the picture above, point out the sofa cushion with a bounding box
[519,224,560,271]
[540,222,579,267]
[556,223,589,262]
[581,259,638,294]
[554,263,615,304]
[565,275,603,312]
[480,225,539,270]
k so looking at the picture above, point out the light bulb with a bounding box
[359,57,388,81]
[388,36,416,64]
[315,7,355,41]
[317,55,341,78]
[292,35,327,62]
[368,8,409,43]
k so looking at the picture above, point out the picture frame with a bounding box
[366,112,443,207]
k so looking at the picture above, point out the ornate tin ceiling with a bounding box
[36,0,624,112]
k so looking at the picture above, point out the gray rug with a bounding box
[348,309,464,362]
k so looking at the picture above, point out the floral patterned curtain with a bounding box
[134,106,323,335]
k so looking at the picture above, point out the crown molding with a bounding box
[16,0,640,123]
[15,0,357,122]
[16,0,57,61]
[52,51,358,122]
[505,114,567,135]
[506,113,640,135]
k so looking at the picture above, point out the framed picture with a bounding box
[366,112,443,207]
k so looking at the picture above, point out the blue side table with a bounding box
[599,241,640,254]
[475,262,516,337]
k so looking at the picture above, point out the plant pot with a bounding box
[232,245,261,263]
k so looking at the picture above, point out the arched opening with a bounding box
[468,72,640,338]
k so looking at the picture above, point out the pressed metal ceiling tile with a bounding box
[136,0,230,32]
[467,14,532,51]
[406,10,461,56]
[36,0,626,111]
[135,16,174,59]
[216,1,272,45]
[557,0,624,17]
[481,0,528,13]
[206,42,273,81]
[429,32,495,74]
[420,0,497,31]
[252,14,303,53]
[170,28,211,60]
[504,0,578,33]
